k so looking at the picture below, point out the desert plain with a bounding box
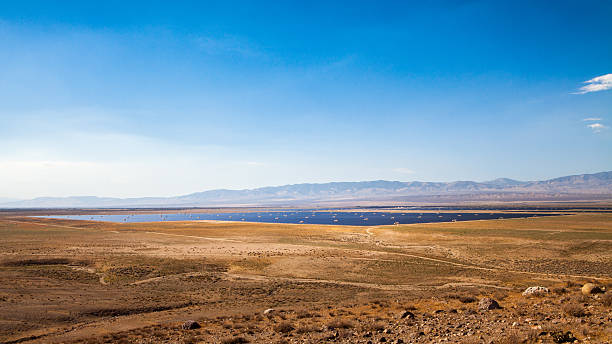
[0,206,611,344]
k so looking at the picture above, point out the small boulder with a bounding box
[181,320,201,330]
[263,308,275,315]
[550,330,576,343]
[581,283,603,295]
[478,297,501,311]
[522,286,550,297]
[400,310,415,319]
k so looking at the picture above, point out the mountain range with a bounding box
[1,171,611,208]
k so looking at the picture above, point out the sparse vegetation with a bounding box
[1,211,611,343]
[273,321,294,333]
[562,303,587,317]
[602,293,612,307]
[231,257,272,272]
[447,293,478,303]
[295,324,320,333]
[492,332,522,344]
[369,322,386,332]
[295,310,315,318]
[326,319,354,330]
[221,336,250,344]
[1,258,89,266]
[552,287,567,294]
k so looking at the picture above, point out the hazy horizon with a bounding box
[1,171,610,202]
[4,170,612,200]
[1,1,611,199]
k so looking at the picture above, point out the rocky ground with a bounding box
[68,284,612,344]
[0,210,611,343]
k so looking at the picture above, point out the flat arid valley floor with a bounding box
[0,210,611,343]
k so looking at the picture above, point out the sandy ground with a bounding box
[0,209,611,343]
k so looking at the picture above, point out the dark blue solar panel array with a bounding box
[37,211,560,226]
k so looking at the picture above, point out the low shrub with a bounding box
[602,293,612,307]
[564,281,580,288]
[2,258,86,266]
[295,324,320,333]
[221,337,249,344]
[459,296,477,303]
[492,332,522,344]
[446,293,477,303]
[561,303,586,317]
[296,310,314,319]
[273,322,294,333]
[369,322,386,332]
[326,319,354,330]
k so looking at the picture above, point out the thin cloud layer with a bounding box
[576,73,612,94]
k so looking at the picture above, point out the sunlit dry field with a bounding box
[0,209,611,343]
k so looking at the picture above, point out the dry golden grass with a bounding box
[0,209,611,343]
[603,293,612,307]
[562,303,587,317]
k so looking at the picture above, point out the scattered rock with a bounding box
[263,308,275,315]
[379,337,387,342]
[181,320,201,330]
[550,330,577,343]
[581,283,604,295]
[400,310,415,319]
[478,297,501,311]
[325,332,339,340]
[522,286,550,296]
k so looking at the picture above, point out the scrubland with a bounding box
[0,210,610,343]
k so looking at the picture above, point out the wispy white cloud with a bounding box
[582,115,608,133]
[575,73,612,94]
[587,122,607,133]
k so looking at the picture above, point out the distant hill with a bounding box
[1,171,611,208]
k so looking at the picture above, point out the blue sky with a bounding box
[1,1,611,198]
